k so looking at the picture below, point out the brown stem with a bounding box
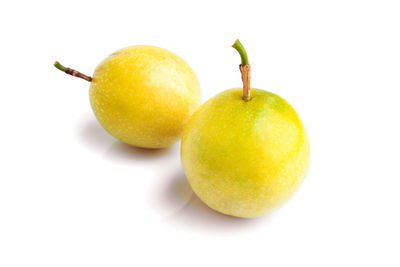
[239,64,251,101]
[232,40,252,101]
[54,61,92,82]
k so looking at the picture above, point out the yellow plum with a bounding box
[181,40,309,218]
[55,45,201,148]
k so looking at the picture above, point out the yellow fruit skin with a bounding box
[181,89,309,218]
[89,46,201,148]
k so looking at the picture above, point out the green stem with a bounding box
[54,61,67,72]
[232,39,249,66]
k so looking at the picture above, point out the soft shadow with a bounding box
[103,141,179,164]
[76,116,115,153]
[77,115,179,164]
[161,171,274,235]
[147,169,194,218]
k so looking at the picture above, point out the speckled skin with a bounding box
[181,89,309,218]
[89,46,201,148]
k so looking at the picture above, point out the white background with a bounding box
[1,0,399,266]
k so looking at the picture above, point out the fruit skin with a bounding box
[89,46,201,148]
[181,88,309,218]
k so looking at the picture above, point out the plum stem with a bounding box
[232,40,251,101]
[54,61,92,82]
[232,39,249,65]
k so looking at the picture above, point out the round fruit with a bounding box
[180,40,309,218]
[55,45,201,148]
